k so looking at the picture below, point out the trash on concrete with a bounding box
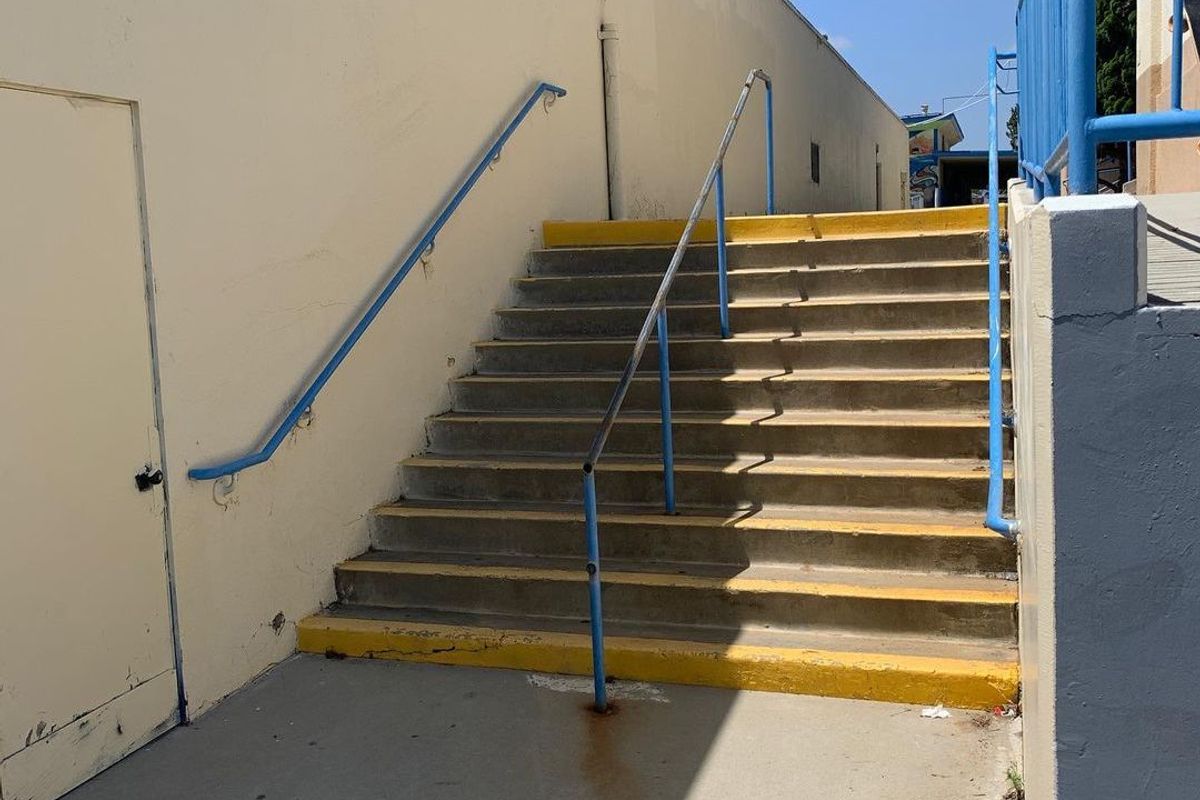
[920,704,951,719]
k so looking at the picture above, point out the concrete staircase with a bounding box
[299,209,1019,709]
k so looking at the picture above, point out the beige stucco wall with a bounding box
[1008,182,1058,800]
[0,0,909,750]
[603,0,908,217]
[0,1,610,726]
[1136,0,1200,192]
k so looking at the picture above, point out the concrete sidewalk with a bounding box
[66,655,1021,800]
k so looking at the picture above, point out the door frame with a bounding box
[0,79,188,725]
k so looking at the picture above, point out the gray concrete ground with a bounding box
[66,655,1021,800]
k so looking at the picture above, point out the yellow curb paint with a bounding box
[336,560,1017,605]
[542,207,1005,248]
[374,504,1000,539]
[297,616,1019,710]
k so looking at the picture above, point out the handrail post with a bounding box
[582,468,608,712]
[656,310,677,514]
[716,167,731,339]
[1172,0,1186,110]
[1066,0,1098,193]
[578,69,772,710]
[765,79,775,214]
[986,46,1019,539]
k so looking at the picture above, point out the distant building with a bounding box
[903,110,1018,207]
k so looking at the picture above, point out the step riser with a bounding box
[298,618,1020,709]
[401,465,1010,512]
[427,419,993,460]
[515,266,994,306]
[334,569,1017,640]
[529,234,989,275]
[373,516,1017,574]
[452,378,1006,414]
[496,301,1007,338]
[475,339,1003,373]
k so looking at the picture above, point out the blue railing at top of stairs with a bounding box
[1015,0,1200,198]
[579,68,775,712]
[986,1,1200,537]
[188,81,567,482]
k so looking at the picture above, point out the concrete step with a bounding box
[331,553,1018,641]
[451,368,1011,413]
[373,502,1017,575]
[473,331,1007,373]
[496,293,1009,338]
[528,233,989,275]
[399,453,1012,512]
[512,261,997,306]
[297,605,1019,709]
[425,410,999,460]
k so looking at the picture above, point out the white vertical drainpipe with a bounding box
[599,23,624,219]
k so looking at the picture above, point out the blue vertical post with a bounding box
[1067,0,1098,194]
[581,469,608,711]
[986,46,1018,539]
[715,167,731,339]
[656,310,677,514]
[1172,0,1185,109]
[765,81,775,214]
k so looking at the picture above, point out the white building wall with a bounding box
[604,0,909,217]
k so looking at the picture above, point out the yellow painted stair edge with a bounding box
[297,615,1019,710]
[543,206,1005,248]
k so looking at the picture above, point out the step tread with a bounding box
[499,291,1005,313]
[340,551,1018,603]
[454,367,1010,384]
[403,452,1009,480]
[305,604,1018,665]
[376,499,1000,537]
[517,259,991,283]
[475,329,1002,347]
[430,409,989,427]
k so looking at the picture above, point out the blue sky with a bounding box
[789,1,1018,149]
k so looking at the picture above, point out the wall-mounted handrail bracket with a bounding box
[579,69,774,712]
[187,81,566,482]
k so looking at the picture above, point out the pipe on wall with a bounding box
[599,22,625,220]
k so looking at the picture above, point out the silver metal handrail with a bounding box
[579,68,774,712]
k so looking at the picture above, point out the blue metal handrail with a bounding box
[578,68,774,712]
[1016,0,1200,197]
[986,48,1019,539]
[188,81,567,481]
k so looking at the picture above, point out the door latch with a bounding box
[134,466,164,492]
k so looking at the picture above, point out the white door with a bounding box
[0,87,179,800]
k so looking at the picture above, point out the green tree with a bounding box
[1097,0,1136,116]
[1007,105,1020,150]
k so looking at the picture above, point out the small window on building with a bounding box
[810,142,821,184]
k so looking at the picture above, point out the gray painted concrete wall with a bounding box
[1010,186,1200,799]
